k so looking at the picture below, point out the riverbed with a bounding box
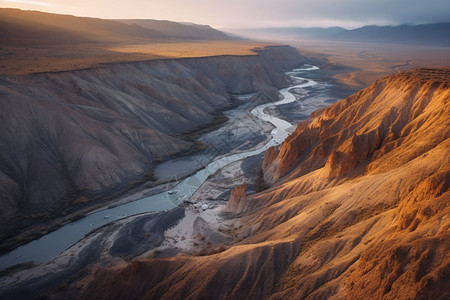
[0,64,332,271]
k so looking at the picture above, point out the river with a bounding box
[0,65,322,271]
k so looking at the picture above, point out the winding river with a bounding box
[0,65,321,270]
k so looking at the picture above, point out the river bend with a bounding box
[0,65,321,270]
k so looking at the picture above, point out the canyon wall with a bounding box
[0,46,305,245]
[80,68,449,299]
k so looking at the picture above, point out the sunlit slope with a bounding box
[0,8,164,45]
[0,8,267,75]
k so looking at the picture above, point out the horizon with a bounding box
[1,0,449,29]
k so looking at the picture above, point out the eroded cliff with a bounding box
[79,68,449,299]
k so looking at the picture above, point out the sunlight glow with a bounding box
[2,0,51,7]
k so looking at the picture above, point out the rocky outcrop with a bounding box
[0,46,306,246]
[193,217,232,245]
[79,68,449,300]
[223,184,247,215]
[109,207,185,258]
[262,146,279,170]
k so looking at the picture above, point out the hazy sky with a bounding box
[1,0,449,29]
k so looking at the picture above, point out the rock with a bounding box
[193,217,232,244]
[223,184,247,215]
[262,146,279,171]
[201,204,209,211]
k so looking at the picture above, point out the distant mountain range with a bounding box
[227,26,347,40]
[3,8,448,47]
[0,8,233,46]
[229,23,450,46]
[330,23,450,46]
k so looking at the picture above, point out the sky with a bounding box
[1,0,449,29]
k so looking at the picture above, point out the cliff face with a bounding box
[263,68,450,185]
[80,68,449,299]
[0,46,305,242]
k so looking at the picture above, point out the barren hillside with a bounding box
[116,19,231,40]
[0,8,266,75]
[80,68,450,299]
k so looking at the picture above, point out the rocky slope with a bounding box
[0,46,305,249]
[79,68,449,299]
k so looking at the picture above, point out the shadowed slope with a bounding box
[0,46,305,252]
[80,68,449,299]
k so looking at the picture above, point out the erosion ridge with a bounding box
[263,68,450,183]
[79,68,449,299]
[0,45,306,250]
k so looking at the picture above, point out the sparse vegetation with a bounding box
[74,196,88,204]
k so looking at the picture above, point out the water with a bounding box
[0,65,321,270]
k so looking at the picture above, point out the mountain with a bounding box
[0,8,260,76]
[116,19,232,40]
[227,26,346,40]
[229,23,450,46]
[79,68,450,299]
[0,8,165,45]
[0,8,233,45]
[0,46,305,253]
[327,23,450,46]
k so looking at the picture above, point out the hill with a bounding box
[116,19,231,40]
[79,68,450,299]
[0,8,164,45]
[0,8,257,75]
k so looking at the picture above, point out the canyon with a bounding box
[0,8,449,300]
[0,49,448,300]
[76,68,449,299]
[0,45,306,253]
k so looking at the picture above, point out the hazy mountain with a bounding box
[229,23,450,46]
[117,19,232,40]
[227,26,346,40]
[328,23,450,46]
